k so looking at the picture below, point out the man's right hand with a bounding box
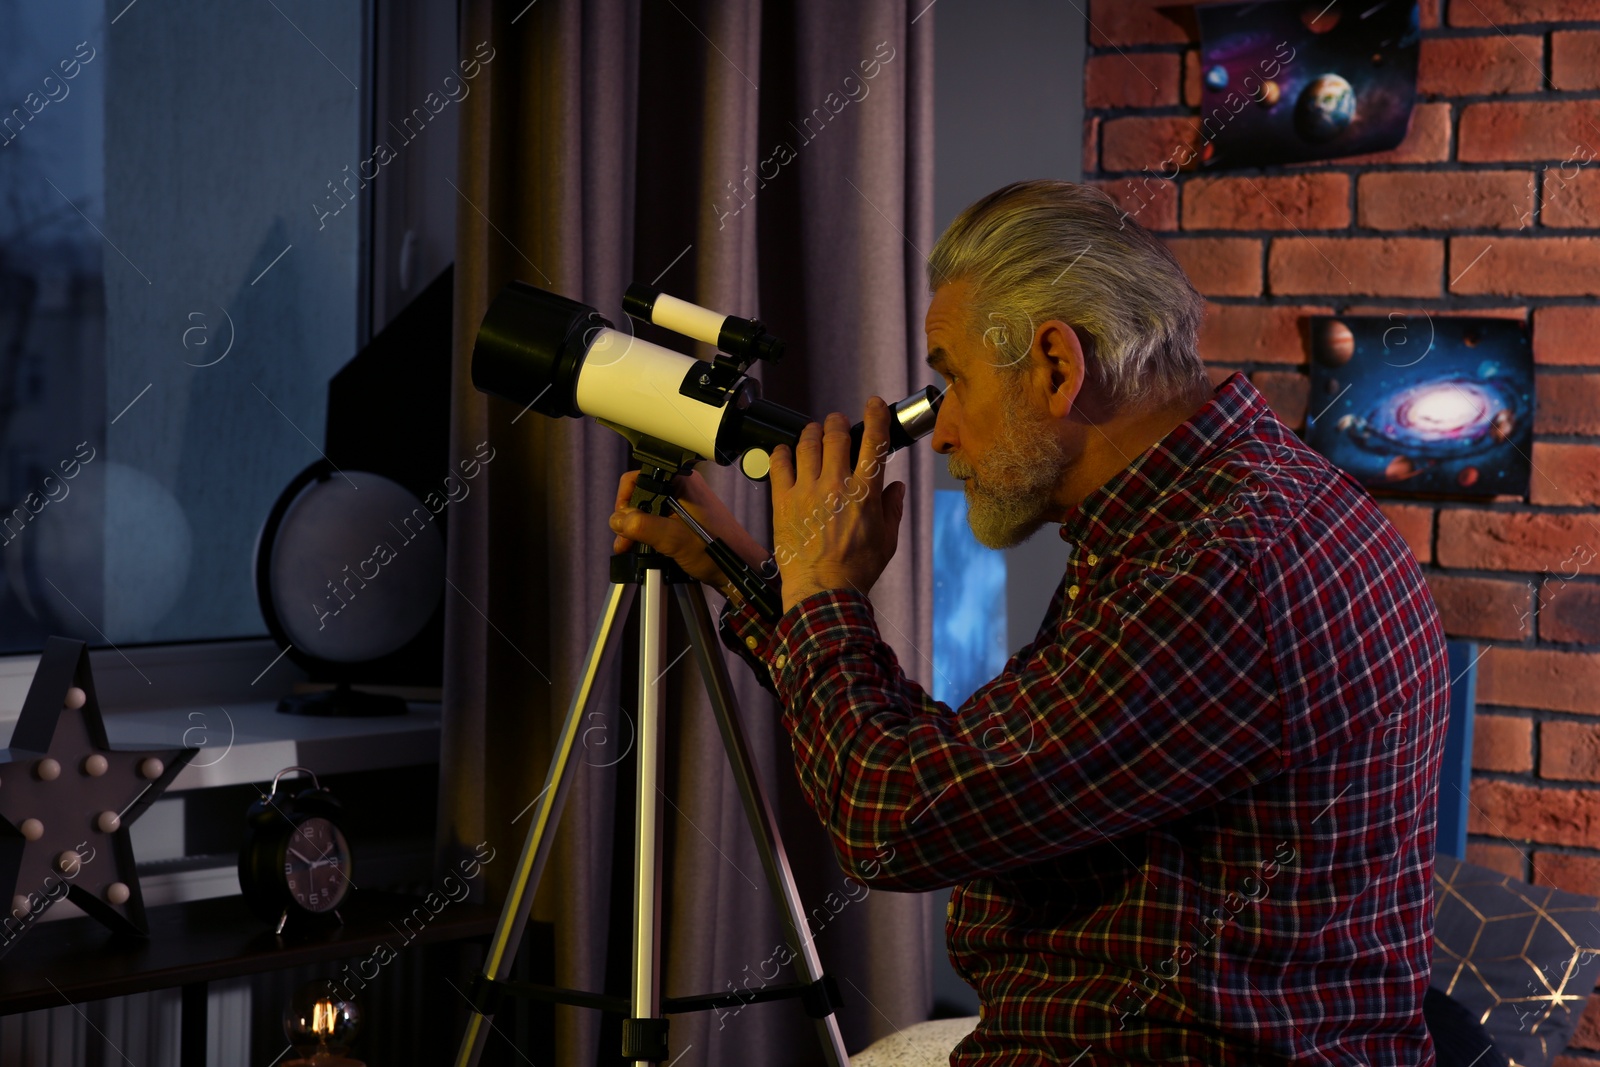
[608,469,772,590]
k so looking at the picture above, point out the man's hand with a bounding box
[771,396,907,613]
[608,469,770,588]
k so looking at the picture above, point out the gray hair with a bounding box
[926,179,1209,412]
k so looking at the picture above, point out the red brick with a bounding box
[1467,841,1528,879]
[1293,103,1452,167]
[1164,237,1260,297]
[1420,0,1441,27]
[1250,371,1308,431]
[1553,31,1600,91]
[1450,237,1600,296]
[1182,48,1201,108]
[1341,306,1528,322]
[1182,174,1349,231]
[1468,779,1600,847]
[1269,238,1443,298]
[1533,850,1600,895]
[1479,647,1600,715]
[1088,0,1193,46]
[1459,100,1600,163]
[1090,177,1178,232]
[1358,171,1532,230]
[1378,503,1434,564]
[1452,0,1600,25]
[1426,573,1534,641]
[1197,303,1330,365]
[1473,713,1536,772]
[1418,35,1544,98]
[1204,365,1236,388]
[1531,443,1600,506]
[1537,374,1600,435]
[1101,116,1201,173]
[1542,578,1600,644]
[1542,167,1600,228]
[1085,53,1182,109]
[1536,307,1600,366]
[1084,116,1100,176]
[1543,721,1600,781]
[1437,510,1598,571]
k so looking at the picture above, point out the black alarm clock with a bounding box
[239,766,353,934]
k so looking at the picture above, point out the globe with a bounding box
[1295,74,1356,142]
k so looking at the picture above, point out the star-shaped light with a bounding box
[0,637,194,957]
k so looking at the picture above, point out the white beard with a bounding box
[947,391,1069,550]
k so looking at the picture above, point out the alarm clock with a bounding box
[240,766,353,934]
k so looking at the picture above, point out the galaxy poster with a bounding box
[1304,316,1533,499]
[1195,1,1420,169]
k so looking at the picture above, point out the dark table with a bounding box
[0,890,499,1065]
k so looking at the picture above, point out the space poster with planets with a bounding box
[1304,315,1533,499]
[1194,0,1420,169]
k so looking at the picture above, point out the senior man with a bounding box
[610,179,1450,1066]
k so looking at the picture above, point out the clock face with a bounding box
[282,816,351,913]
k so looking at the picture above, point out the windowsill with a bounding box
[0,637,442,788]
[102,700,442,791]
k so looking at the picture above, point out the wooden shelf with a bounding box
[0,889,497,1017]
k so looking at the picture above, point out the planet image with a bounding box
[1385,455,1418,481]
[1255,79,1281,107]
[1205,64,1228,91]
[1491,409,1515,442]
[1296,74,1357,142]
[1314,319,1356,366]
[1457,466,1479,488]
[1301,4,1341,32]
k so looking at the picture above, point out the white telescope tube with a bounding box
[575,328,725,460]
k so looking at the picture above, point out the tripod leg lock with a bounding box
[800,973,843,1019]
[621,1017,671,1061]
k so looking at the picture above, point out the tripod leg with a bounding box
[454,581,637,1067]
[625,568,670,1063]
[675,583,853,1067]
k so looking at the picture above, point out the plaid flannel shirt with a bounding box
[719,371,1451,1066]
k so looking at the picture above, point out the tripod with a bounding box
[454,448,852,1067]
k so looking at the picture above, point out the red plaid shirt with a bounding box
[721,371,1450,1065]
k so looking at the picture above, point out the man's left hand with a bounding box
[770,396,907,614]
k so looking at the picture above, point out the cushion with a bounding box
[850,1016,978,1067]
[1432,854,1600,1067]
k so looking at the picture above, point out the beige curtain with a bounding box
[440,2,936,1063]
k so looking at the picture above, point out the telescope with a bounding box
[472,281,941,481]
[460,281,911,1067]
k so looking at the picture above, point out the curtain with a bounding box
[440,2,936,1063]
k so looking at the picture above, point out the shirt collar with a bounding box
[1057,372,1269,554]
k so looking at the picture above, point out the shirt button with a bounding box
[745,636,759,650]
[774,653,788,670]
[1068,584,1080,600]
[1086,553,1098,566]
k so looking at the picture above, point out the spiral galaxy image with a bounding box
[1304,315,1533,498]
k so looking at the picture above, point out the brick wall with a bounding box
[1086,2,1600,1060]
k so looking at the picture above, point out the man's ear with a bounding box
[1035,319,1086,419]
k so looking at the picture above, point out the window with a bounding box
[0,1,429,655]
